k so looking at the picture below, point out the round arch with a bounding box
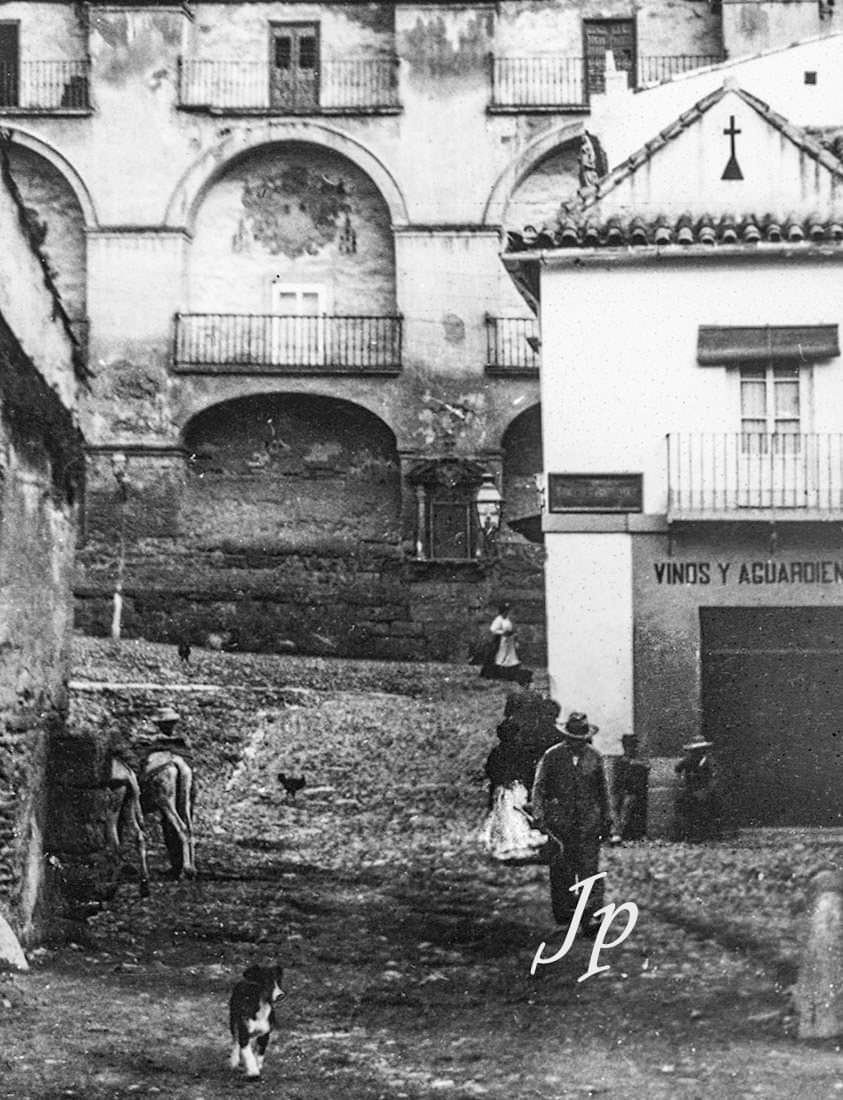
[179,390,403,551]
[165,120,410,233]
[173,380,401,442]
[3,125,98,229]
[482,120,585,227]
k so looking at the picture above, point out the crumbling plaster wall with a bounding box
[0,150,83,944]
[187,2,395,59]
[495,0,722,58]
[723,1,839,59]
[0,2,86,62]
[188,144,395,314]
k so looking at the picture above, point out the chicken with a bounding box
[278,773,306,800]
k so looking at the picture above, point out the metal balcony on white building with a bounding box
[667,433,843,520]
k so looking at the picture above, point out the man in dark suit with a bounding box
[531,711,612,933]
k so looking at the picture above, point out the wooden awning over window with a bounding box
[697,325,840,365]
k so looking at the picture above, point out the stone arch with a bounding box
[482,120,585,228]
[5,136,91,323]
[180,392,402,551]
[3,125,98,229]
[501,402,543,541]
[185,140,397,316]
[165,121,409,232]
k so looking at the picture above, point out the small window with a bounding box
[740,364,803,453]
[299,35,317,71]
[274,36,292,70]
[804,71,818,85]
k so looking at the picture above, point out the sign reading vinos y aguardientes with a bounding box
[653,560,843,586]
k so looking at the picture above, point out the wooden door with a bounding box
[269,23,319,112]
[0,24,19,107]
[583,19,634,97]
[701,607,843,826]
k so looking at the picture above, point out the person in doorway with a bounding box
[530,711,612,933]
[479,601,533,687]
[674,739,721,841]
[612,733,650,842]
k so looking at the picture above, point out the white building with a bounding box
[505,51,843,829]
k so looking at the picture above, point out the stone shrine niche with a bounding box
[181,394,401,549]
[502,404,543,542]
[504,143,581,236]
[188,142,396,316]
[6,147,87,323]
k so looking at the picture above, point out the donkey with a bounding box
[140,749,197,879]
[105,757,151,898]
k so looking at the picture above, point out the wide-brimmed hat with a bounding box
[557,711,599,741]
[153,706,180,725]
[683,739,713,751]
[621,733,639,744]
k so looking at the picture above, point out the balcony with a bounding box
[489,53,722,109]
[667,433,843,521]
[173,313,402,375]
[0,61,91,113]
[177,58,401,114]
[637,54,723,86]
[490,57,586,111]
[485,316,540,375]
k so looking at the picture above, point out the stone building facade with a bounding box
[0,139,85,943]
[1,0,839,660]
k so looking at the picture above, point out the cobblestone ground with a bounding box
[1,638,842,1099]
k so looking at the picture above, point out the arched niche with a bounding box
[502,403,543,541]
[503,141,581,236]
[483,120,584,227]
[7,144,88,323]
[187,141,396,316]
[181,393,401,549]
[166,120,408,231]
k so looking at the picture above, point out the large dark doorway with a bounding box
[701,607,843,826]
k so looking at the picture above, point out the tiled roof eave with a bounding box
[503,241,843,267]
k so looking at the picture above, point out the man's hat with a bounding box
[557,711,598,741]
[621,733,639,744]
[153,706,180,725]
[683,739,713,751]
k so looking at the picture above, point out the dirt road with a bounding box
[1,639,841,1099]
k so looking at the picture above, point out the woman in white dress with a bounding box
[479,602,533,687]
[481,718,547,862]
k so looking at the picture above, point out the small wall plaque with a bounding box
[548,473,643,513]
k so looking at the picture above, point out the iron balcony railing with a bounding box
[667,433,843,517]
[178,57,400,111]
[485,316,540,373]
[637,54,723,86]
[0,61,90,111]
[174,313,402,373]
[490,53,722,107]
[491,57,586,109]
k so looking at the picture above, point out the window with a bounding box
[270,281,326,366]
[738,364,811,508]
[740,365,803,453]
[0,23,19,107]
[269,23,319,111]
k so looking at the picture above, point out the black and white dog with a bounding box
[228,964,286,1079]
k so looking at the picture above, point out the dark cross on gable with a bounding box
[721,114,744,181]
